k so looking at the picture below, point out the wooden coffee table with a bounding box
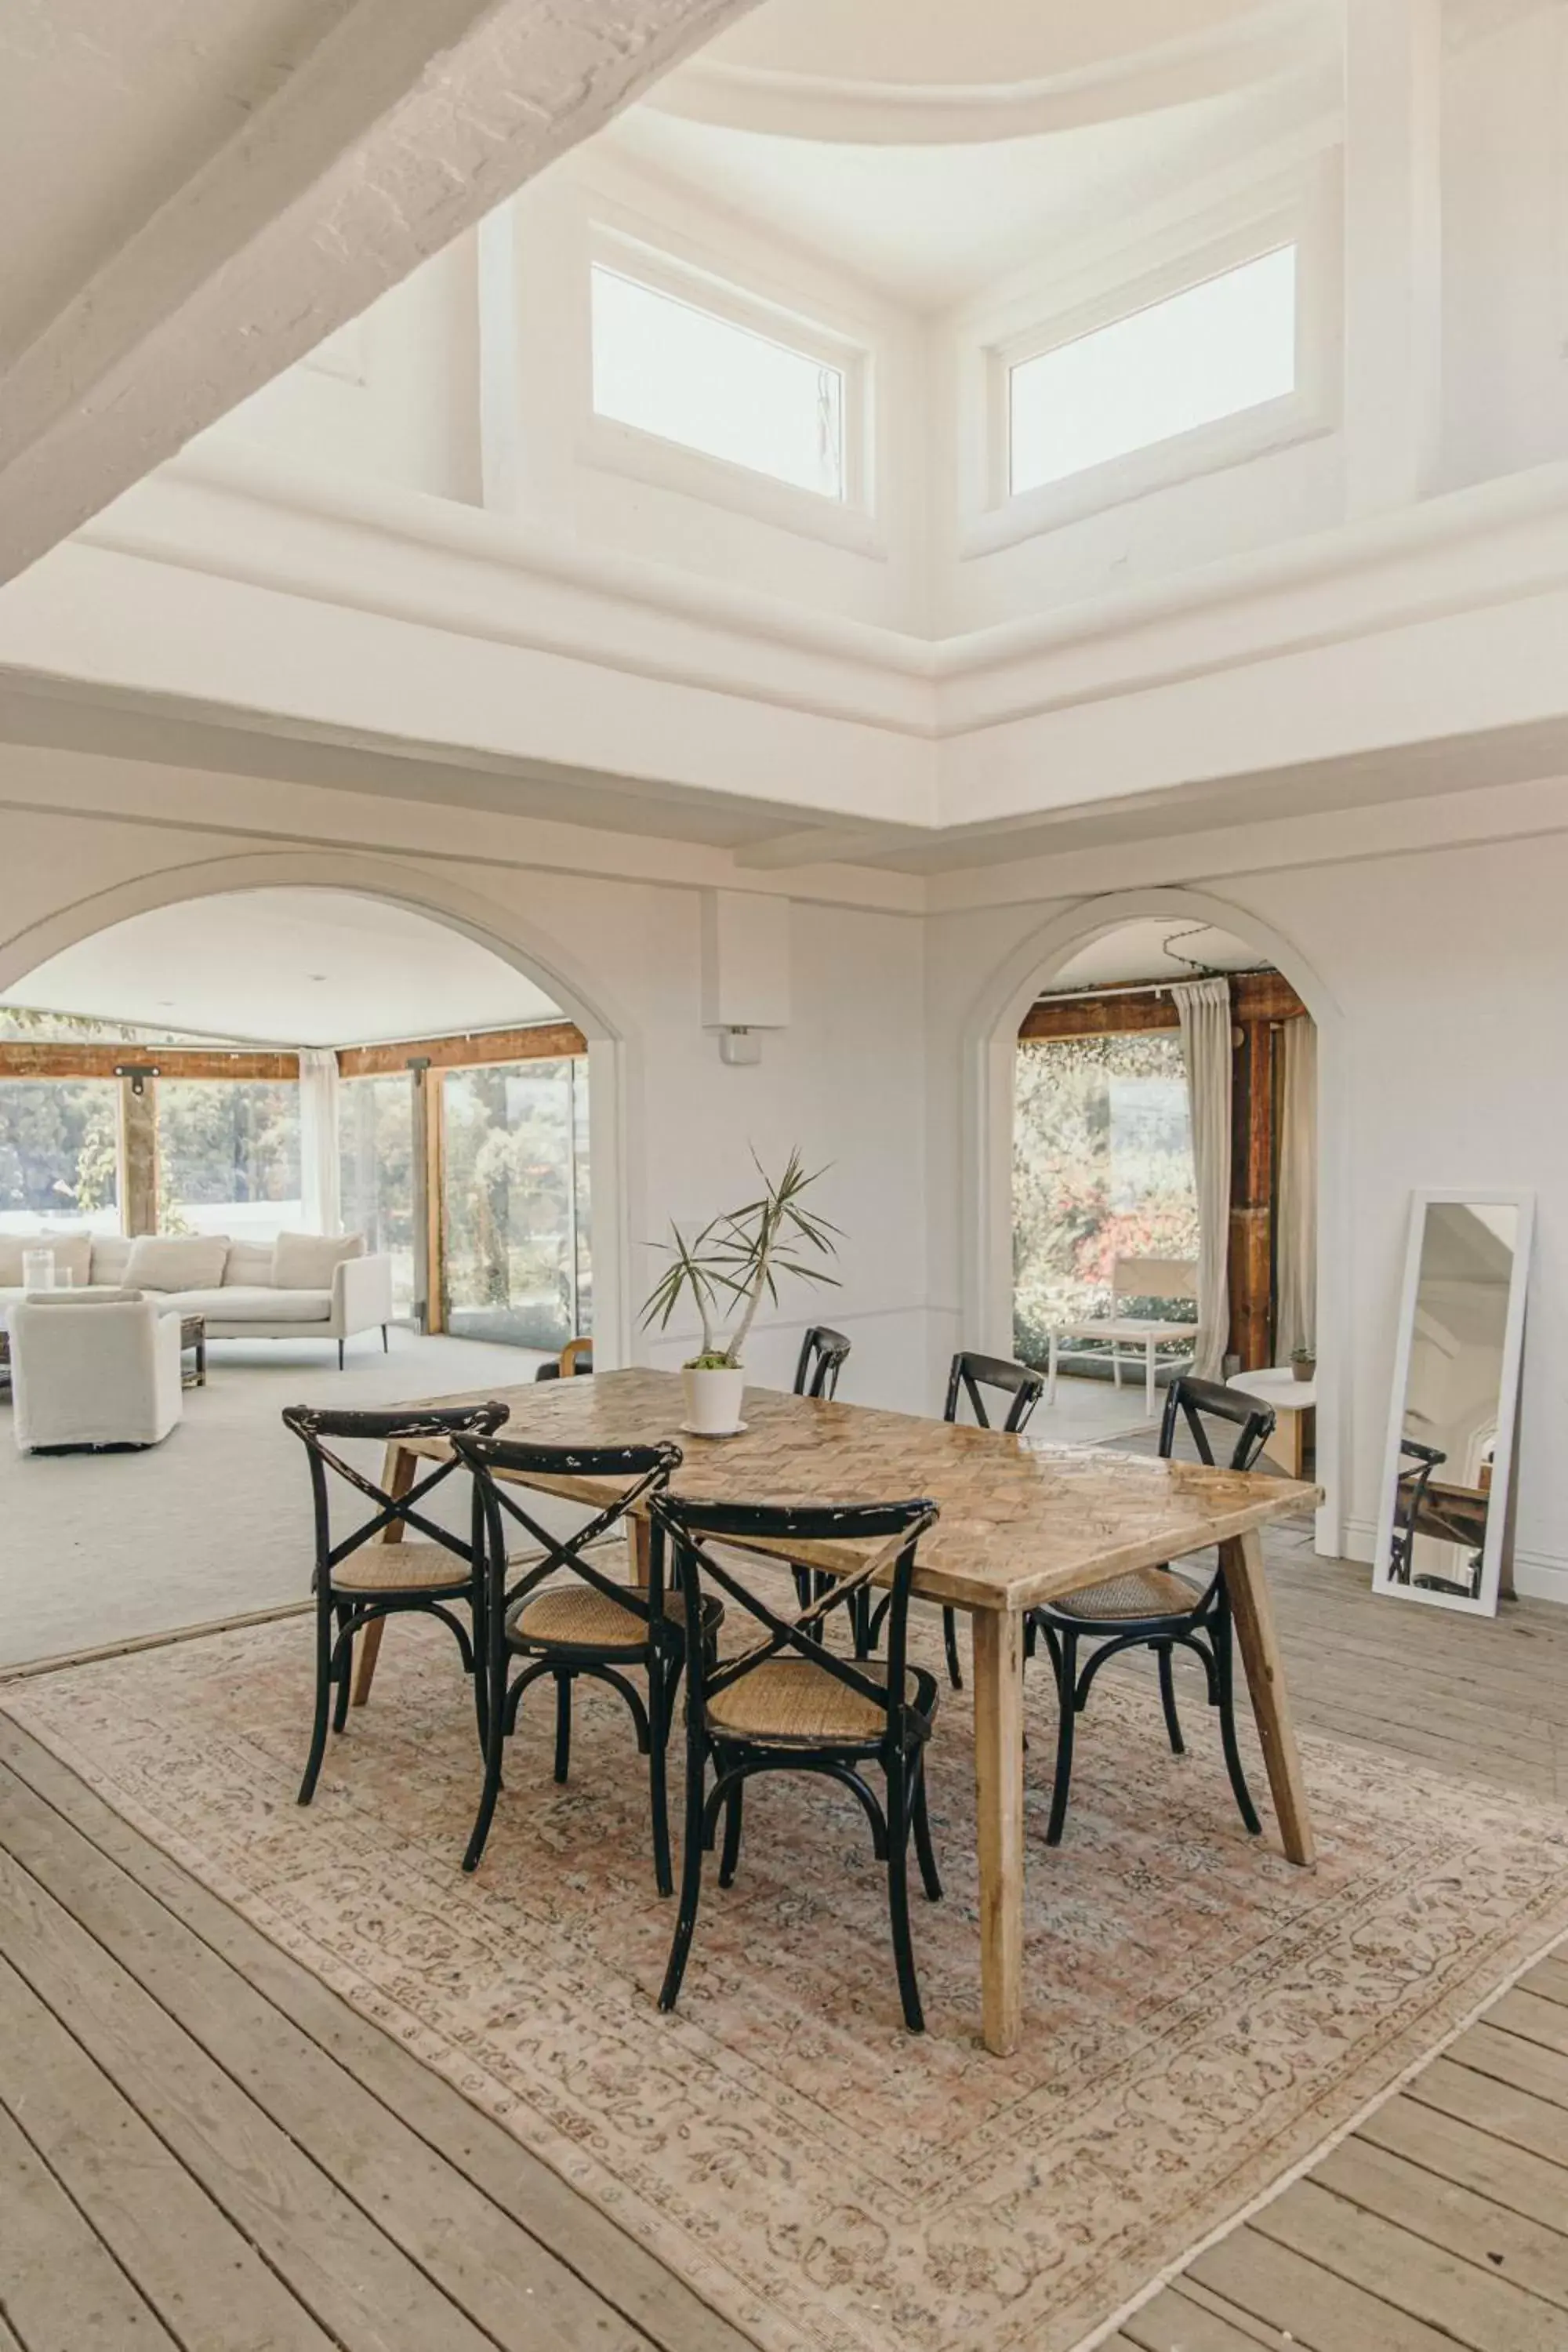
[180,1313,207,1389]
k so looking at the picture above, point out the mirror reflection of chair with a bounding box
[1388,1437,1445,1586]
[1027,1375,1275,1846]
[652,1489,941,2032]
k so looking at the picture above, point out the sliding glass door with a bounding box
[441,1057,589,1348]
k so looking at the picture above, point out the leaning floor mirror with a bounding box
[1374,1189,1534,1617]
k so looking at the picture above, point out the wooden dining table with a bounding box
[356,1367,1319,2056]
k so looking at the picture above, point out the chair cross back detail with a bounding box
[944,1350,1044,1435]
[1158,1375,1274,1474]
[654,1494,936,1719]
[283,1402,510,1578]
[453,1435,681,1628]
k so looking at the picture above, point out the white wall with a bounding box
[1439,1,1568,491]
[0,758,932,1414]
[201,234,485,506]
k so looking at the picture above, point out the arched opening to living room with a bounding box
[0,884,609,1370]
[0,873,630,1664]
[967,889,1341,1553]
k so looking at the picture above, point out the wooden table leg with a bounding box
[628,1514,651,1589]
[351,1441,415,1708]
[972,1608,1025,2056]
[1221,1527,1316,1867]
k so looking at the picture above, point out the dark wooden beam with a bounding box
[1018,969,1305,1041]
[0,1044,299,1080]
[1019,995,1180,1040]
[336,1022,586,1078]
[1227,1018,1277,1370]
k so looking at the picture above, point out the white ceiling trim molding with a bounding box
[53,437,1568,760]
[644,0,1334,145]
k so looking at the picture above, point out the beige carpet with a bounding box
[0,1330,547,1668]
[8,1610,1568,2352]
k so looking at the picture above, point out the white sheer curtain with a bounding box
[1275,1015,1318,1361]
[298,1049,342,1235]
[1174,977,1232,1380]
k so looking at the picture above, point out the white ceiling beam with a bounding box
[0,0,757,586]
[730,824,924,871]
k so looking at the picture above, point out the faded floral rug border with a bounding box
[7,1616,1567,2352]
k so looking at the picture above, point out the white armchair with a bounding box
[9,1290,183,1452]
[331,1252,395,1366]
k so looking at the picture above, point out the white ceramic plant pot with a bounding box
[683,1364,746,1435]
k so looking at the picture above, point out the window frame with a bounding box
[964,163,1341,555]
[581,224,880,554]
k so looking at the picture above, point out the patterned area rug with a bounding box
[8,1612,1568,2352]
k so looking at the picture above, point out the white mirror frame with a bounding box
[1373,1187,1534,1618]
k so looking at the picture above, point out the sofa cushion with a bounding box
[170,1284,333,1325]
[16,1286,147,1307]
[271,1232,364,1288]
[222,1242,274,1286]
[0,1231,93,1287]
[125,1235,230,1292]
[91,1234,132,1284]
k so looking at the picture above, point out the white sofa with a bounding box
[0,1232,394,1367]
[10,1289,183,1450]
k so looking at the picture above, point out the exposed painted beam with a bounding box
[731,824,923,871]
[0,0,757,585]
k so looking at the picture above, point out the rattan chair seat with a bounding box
[706,1657,933,1748]
[331,1544,473,1595]
[506,1583,717,1653]
[1048,1565,1200,1622]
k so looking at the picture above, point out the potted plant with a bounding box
[1290,1344,1316,1384]
[641,1150,840,1435]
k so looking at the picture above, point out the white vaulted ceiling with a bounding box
[0,889,561,1047]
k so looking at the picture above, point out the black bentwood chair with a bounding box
[284,1400,509,1808]
[652,1490,942,2033]
[795,1324,852,1399]
[453,1435,721,1890]
[788,1327,854,1616]
[931,1352,1045,1689]
[1028,1374,1276,1846]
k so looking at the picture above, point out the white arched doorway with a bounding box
[0,848,637,1365]
[960,885,1345,1554]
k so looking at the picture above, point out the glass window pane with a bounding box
[158,1080,302,1243]
[338,1075,416,1322]
[442,1058,589,1349]
[1012,1032,1200,1368]
[0,1079,120,1236]
[591,265,845,499]
[1009,245,1297,495]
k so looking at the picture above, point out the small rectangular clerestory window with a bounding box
[590,263,847,503]
[1007,245,1299,498]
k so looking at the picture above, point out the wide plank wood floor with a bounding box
[1,1537,1566,2352]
